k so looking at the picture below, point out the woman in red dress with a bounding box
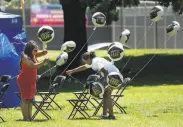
[17,40,49,121]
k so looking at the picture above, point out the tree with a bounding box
[53,0,140,78]
[154,0,183,14]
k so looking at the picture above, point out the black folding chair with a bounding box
[0,83,10,110]
[67,99,90,119]
[92,84,128,116]
[31,75,66,120]
[36,75,66,110]
[0,102,5,122]
[73,74,102,110]
[67,74,102,119]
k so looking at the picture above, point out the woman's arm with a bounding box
[22,54,47,69]
[66,65,88,75]
[35,50,47,57]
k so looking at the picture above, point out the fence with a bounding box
[113,6,183,49]
[3,2,183,49]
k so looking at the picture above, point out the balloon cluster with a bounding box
[55,41,76,66]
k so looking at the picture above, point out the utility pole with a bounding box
[155,0,158,48]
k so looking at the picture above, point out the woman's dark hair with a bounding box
[82,51,96,61]
[20,40,38,70]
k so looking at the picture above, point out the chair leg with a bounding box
[48,95,62,110]
[68,101,78,119]
[75,94,89,110]
[2,103,9,110]
[0,116,4,122]
[72,105,89,119]
[93,99,103,116]
[31,102,51,121]
[71,101,87,119]
[14,93,21,110]
[112,97,127,114]
[68,100,90,119]
[88,99,97,109]
[114,102,127,114]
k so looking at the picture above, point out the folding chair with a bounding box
[111,85,127,114]
[0,102,5,122]
[31,84,58,120]
[73,74,101,110]
[67,99,90,119]
[14,91,51,120]
[0,83,10,110]
[14,92,21,109]
[92,84,128,116]
[36,75,66,110]
[67,74,103,119]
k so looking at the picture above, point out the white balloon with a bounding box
[88,82,104,98]
[61,41,76,53]
[107,72,124,88]
[166,21,180,36]
[107,42,124,61]
[92,12,106,27]
[150,5,164,22]
[56,52,68,66]
[37,25,54,43]
[119,29,131,44]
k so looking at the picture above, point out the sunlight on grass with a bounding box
[1,85,183,127]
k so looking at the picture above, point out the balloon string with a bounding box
[6,27,97,82]
[68,75,86,86]
[120,22,154,72]
[60,27,97,75]
[130,36,171,82]
[40,65,57,77]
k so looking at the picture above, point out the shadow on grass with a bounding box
[37,74,183,92]
[37,54,183,92]
[16,119,49,122]
[69,117,111,120]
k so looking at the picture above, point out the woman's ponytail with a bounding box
[90,51,96,59]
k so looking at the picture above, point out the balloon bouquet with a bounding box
[36,6,180,99]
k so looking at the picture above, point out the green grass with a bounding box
[1,84,183,127]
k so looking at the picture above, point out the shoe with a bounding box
[123,77,131,85]
[98,115,108,120]
[107,115,116,120]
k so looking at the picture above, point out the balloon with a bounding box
[107,42,124,61]
[119,29,131,44]
[61,41,76,53]
[56,52,68,66]
[107,72,124,88]
[37,25,54,43]
[150,5,164,22]
[166,21,180,36]
[92,12,106,27]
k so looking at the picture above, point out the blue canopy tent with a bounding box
[0,12,27,108]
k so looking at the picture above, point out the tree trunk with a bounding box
[52,0,87,79]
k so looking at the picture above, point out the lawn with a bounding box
[1,84,183,127]
[1,49,183,127]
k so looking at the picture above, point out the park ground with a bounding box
[1,49,183,127]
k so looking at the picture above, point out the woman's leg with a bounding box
[21,99,25,119]
[103,90,108,116]
[106,88,113,116]
[21,99,29,121]
[28,99,33,120]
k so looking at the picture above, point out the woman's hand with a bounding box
[43,58,49,65]
[66,70,73,76]
[43,50,48,55]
